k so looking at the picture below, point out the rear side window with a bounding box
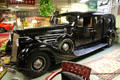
[104,15,113,29]
[106,17,112,27]
[111,15,115,26]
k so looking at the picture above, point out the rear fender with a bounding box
[105,29,116,38]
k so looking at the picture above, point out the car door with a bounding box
[83,16,94,44]
[93,16,104,41]
[74,16,93,47]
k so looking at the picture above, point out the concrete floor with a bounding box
[1,43,120,80]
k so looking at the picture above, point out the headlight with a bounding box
[16,37,33,47]
[19,37,33,44]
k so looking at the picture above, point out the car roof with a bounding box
[57,11,110,17]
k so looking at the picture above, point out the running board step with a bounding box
[74,43,108,56]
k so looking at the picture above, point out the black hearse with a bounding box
[6,12,116,78]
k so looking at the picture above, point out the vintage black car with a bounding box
[6,12,116,78]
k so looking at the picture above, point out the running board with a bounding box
[74,43,108,56]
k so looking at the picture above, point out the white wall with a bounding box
[97,0,113,13]
[52,0,88,13]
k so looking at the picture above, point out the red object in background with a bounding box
[0,33,9,56]
[0,17,14,32]
[0,32,9,38]
[118,5,120,15]
[8,0,35,5]
[0,23,14,31]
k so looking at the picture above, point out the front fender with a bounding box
[17,43,59,62]
[57,33,73,42]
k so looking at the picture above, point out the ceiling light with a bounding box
[79,0,89,3]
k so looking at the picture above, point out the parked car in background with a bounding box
[6,12,117,78]
[0,17,16,33]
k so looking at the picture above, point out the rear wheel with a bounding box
[0,27,5,33]
[25,51,51,78]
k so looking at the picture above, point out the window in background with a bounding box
[118,0,120,4]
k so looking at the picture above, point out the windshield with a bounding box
[51,15,77,25]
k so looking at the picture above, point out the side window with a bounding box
[96,16,103,25]
[76,18,83,27]
[94,16,104,32]
[83,17,92,27]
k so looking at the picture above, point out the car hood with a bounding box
[14,24,69,37]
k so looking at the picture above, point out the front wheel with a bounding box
[25,51,51,78]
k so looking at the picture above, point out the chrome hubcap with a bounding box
[62,43,69,51]
[33,59,43,70]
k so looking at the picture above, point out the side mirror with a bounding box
[49,16,54,25]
